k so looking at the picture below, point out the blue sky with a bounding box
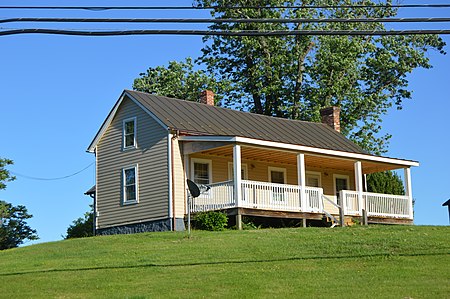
[1,1,449,245]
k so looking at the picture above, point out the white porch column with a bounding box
[354,161,364,214]
[297,153,306,211]
[233,144,242,207]
[404,167,413,219]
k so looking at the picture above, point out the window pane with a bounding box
[125,134,134,147]
[271,171,284,184]
[125,168,135,185]
[126,185,136,201]
[125,121,134,134]
[307,177,319,187]
[336,178,347,192]
[194,162,209,185]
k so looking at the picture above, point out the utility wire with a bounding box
[1,4,450,10]
[1,28,449,36]
[10,162,94,181]
[2,17,450,24]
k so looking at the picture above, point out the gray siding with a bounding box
[96,96,169,229]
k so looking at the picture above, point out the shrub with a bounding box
[194,211,228,231]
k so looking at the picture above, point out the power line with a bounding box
[2,17,450,24]
[1,28,449,36]
[10,162,94,181]
[0,4,450,10]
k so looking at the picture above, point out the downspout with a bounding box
[93,149,98,235]
[168,131,174,231]
[170,130,179,231]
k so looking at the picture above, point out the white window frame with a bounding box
[227,162,248,181]
[122,165,139,205]
[306,171,322,188]
[123,117,137,150]
[190,158,213,186]
[268,166,287,184]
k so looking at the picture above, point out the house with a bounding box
[87,89,417,235]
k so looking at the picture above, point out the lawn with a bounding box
[0,225,448,298]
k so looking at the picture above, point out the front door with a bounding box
[335,176,349,204]
[269,167,286,202]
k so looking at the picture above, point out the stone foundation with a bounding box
[97,218,186,235]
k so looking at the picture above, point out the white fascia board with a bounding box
[178,135,419,167]
[87,90,168,153]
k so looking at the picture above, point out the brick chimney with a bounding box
[320,106,341,133]
[200,90,215,106]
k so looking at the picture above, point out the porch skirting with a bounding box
[96,217,185,235]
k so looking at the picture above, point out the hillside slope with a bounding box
[0,226,449,298]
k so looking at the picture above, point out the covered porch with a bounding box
[181,136,417,227]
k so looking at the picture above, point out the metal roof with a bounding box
[125,90,367,154]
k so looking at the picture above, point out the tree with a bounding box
[194,0,446,154]
[366,171,404,195]
[133,58,228,104]
[0,158,15,190]
[0,158,38,250]
[65,206,94,239]
[0,201,38,250]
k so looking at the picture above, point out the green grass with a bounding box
[0,226,449,298]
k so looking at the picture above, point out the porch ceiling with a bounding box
[194,144,403,174]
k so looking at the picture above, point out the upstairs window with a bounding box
[123,117,136,149]
[123,166,138,204]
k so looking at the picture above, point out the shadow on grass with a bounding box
[1,251,448,277]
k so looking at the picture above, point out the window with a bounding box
[269,167,286,184]
[268,167,287,202]
[123,166,138,204]
[191,158,212,185]
[123,117,136,149]
[306,171,321,188]
[227,162,248,180]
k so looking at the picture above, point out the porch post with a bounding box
[297,153,306,212]
[404,167,413,219]
[354,161,364,217]
[233,144,242,229]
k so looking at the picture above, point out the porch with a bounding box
[190,179,413,222]
[181,137,416,226]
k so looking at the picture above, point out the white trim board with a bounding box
[178,135,419,167]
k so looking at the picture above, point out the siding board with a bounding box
[96,96,169,229]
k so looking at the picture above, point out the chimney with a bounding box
[320,106,341,133]
[200,90,215,106]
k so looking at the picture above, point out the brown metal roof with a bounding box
[126,90,367,154]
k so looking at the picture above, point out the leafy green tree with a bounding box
[0,158,15,190]
[194,0,446,154]
[0,201,38,250]
[133,58,228,104]
[0,158,39,250]
[65,206,94,239]
[366,171,404,195]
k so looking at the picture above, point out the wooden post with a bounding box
[354,161,364,215]
[404,167,413,219]
[362,209,368,226]
[297,153,306,212]
[339,204,345,227]
[236,212,242,230]
[233,144,242,228]
[301,218,307,227]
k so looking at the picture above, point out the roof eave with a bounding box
[178,135,419,167]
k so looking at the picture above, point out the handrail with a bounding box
[322,194,341,209]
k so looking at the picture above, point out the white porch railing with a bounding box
[191,179,322,213]
[190,180,234,212]
[190,180,412,220]
[341,190,412,219]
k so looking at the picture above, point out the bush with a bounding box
[65,207,94,239]
[194,211,228,231]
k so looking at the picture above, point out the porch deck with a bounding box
[190,180,413,221]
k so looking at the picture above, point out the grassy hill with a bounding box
[0,225,449,298]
